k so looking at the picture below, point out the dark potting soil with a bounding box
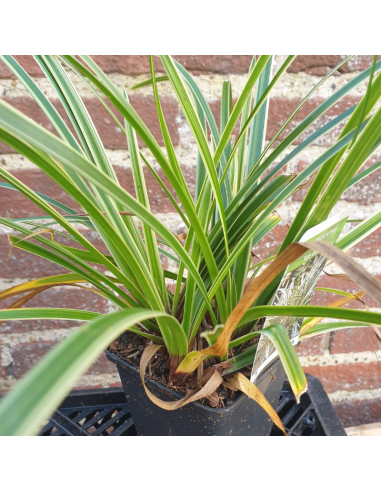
[109,332,258,409]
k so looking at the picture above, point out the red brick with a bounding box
[312,275,381,309]
[0,226,110,279]
[209,95,359,150]
[288,55,381,76]
[115,165,195,215]
[294,157,381,204]
[0,165,193,220]
[0,287,109,334]
[0,234,69,278]
[2,55,254,79]
[296,336,326,357]
[0,95,179,154]
[91,55,254,76]
[0,56,43,79]
[330,327,380,355]
[173,55,253,75]
[342,158,381,205]
[333,397,381,427]
[0,168,82,218]
[351,228,381,258]
[303,361,381,394]
[110,382,123,388]
[2,56,379,81]
[9,340,117,379]
[267,95,360,147]
[252,225,289,259]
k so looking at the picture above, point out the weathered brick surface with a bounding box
[288,55,381,76]
[252,225,289,258]
[350,228,381,258]
[0,287,109,334]
[93,55,254,75]
[0,55,255,79]
[329,327,380,355]
[303,361,381,394]
[296,336,326,357]
[116,165,195,214]
[210,95,360,148]
[0,95,179,154]
[0,165,193,220]
[173,56,253,75]
[0,228,109,279]
[9,341,117,378]
[294,158,381,204]
[333,397,381,428]
[0,168,81,217]
[2,55,378,80]
[0,56,43,79]
[0,235,69,278]
[312,275,381,309]
[267,95,360,146]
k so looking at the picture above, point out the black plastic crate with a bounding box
[39,374,346,436]
[39,387,136,436]
[270,374,346,436]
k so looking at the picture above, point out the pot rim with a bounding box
[105,349,281,415]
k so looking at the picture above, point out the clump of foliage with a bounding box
[0,55,381,435]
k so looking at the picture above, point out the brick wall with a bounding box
[1,55,381,428]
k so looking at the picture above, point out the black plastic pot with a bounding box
[105,350,286,436]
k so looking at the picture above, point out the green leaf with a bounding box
[347,160,381,191]
[131,76,169,90]
[123,87,166,306]
[300,322,372,340]
[0,165,142,308]
[246,56,273,178]
[223,345,258,375]
[0,182,79,216]
[0,55,96,203]
[214,55,272,167]
[238,306,381,329]
[159,55,230,264]
[0,309,185,436]
[254,55,355,173]
[259,324,307,402]
[0,99,216,320]
[336,210,381,252]
[0,308,99,322]
[219,56,297,180]
[251,58,381,185]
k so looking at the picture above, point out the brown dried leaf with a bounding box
[224,372,287,436]
[139,345,223,411]
[300,290,366,334]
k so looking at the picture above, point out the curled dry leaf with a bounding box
[139,344,223,411]
[140,346,287,433]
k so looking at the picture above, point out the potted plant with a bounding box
[0,55,381,436]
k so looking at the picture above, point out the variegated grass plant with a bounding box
[1,55,381,435]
